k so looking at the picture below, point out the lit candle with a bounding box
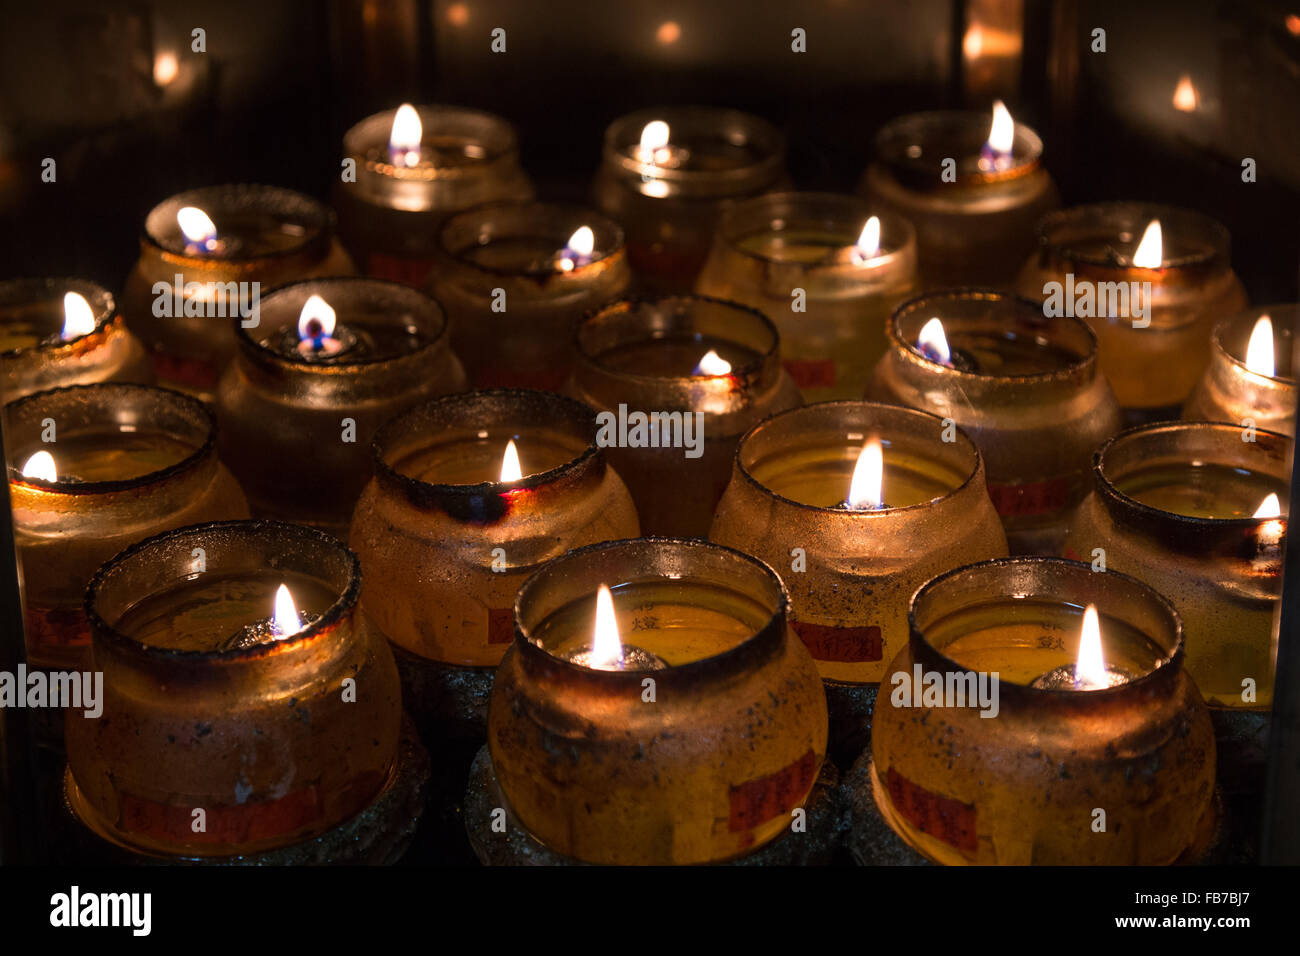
[1029,605,1135,689]
[1185,306,1297,437]
[561,583,666,671]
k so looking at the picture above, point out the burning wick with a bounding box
[1254,492,1285,553]
[60,292,96,340]
[20,450,57,482]
[295,294,346,357]
[1132,220,1163,269]
[177,206,219,253]
[389,103,423,168]
[978,100,1015,172]
[565,583,667,671]
[916,317,953,367]
[1030,604,1133,690]
[500,439,523,482]
[693,349,732,376]
[844,437,885,511]
[271,583,303,638]
[557,225,595,272]
[1245,315,1276,378]
[850,216,881,265]
[637,120,674,165]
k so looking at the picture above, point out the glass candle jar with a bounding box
[868,290,1123,554]
[1064,422,1290,712]
[710,401,1007,687]
[5,384,248,670]
[1015,202,1247,415]
[430,202,630,389]
[121,184,356,399]
[65,520,402,858]
[695,193,918,402]
[568,295,801,537]
[592,106,787,294]
[334,104,534,286]
[859,109,1058,288]
[215,278,466,535]
[871,557,1215,865]
[489,537,828,865]
[1184,305,1298,437]
[1,278,152,402]
[349,389,640,668]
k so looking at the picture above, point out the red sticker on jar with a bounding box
[487,607,515,644]
[151,350,219,391]
[118,785,323,846]
[728,750,817,832]
[884,765,977,854]
[782,358,836,390]
[986,476,1070,517]
[367,253,437,287]
[25,606,90,651]
[791,620,882,662]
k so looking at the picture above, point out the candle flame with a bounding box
[500,439,523,482]
[1254,493,1282,519]
[271,583,303,638]
[61,292,96,339]
[558,225,595,271]
[153,51,179,87]
[1132,220,1163,269]
[177,206,217,249]
[1075,604,1108,690]
[917,317,953,367]
[297,294,337,341]
[1173,75,1199,112]
[589,583,624,669]
[852,216,881,263]
[389,103,423,167]
[20,450,56,482]
[846,437,884,510]
[639,120,670,158]
[987,100,1015,155]
[693,349,732,376]
[1255,493,1285,551]
[963,24,984,59]
[1245,315,1276,378]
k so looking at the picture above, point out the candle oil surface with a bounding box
[931,599,1167,686]
[596,335,759,378]
[159,210,315,258]
[749,440,962,509]
[457,236,597,273]
[533,579,767,667]
[260,314,428,362]
[927,330,1081,376]
[369,136,489,169]
[1115,463,1289,519]
[736,229,867,265]
[14,428,197,483]
[392,430,588,484]
[113,570,338,652]
[0,301,73,349]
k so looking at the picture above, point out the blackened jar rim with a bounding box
[514,536,790,682]
[732,400,985,515]
[574,293,780,385]
[908,556,1184,701]
[872,109,1044,187]
[140,183,335,263]
[1212,308,1298,386]
[234,276,452,370]
[437,200,624,278]
[5,382,218,496]
[1032,201,1230,271]
[886,287,1099,382]
[84,519,362,663]
[0,277,116,358]
[601,105,786,189]
[716,191,916,267]
[1094,420,1293,531]
[344,104,520,174]
[371,387,603,497]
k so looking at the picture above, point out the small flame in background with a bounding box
[177,206,218,251]
[979,100,1014,171]
[153,51,179,87]
[589,583,624,669]
[272,584,303,638]
[61,292,95,340]
[558,225,595,272]
[500,439,523,482]
[1074,605,1108,690]
[389,103,423,168]
[20,450,56,482]
[1173,75,1200,112]
[1245,315,1276,378]
[846,437,884,511]
[297,294,337,343]
[638,120,671,164]
[1254,492,1285,552]
[1132,220,1163,269]
[693,349,732,376]
[656,21,681,45]
[917,316,953,367]
[851,216,881,264]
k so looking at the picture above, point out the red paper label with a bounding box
[728,750,817,832]
[782,358,836,390]
[791,620,883,662]
[24,605,90,652]
[118,785,323,845]
[151,350,219,391]
[367,253,437,287]
[1063,545,1083,562]
[487,607,515,644]
[986,476,1070,517]
[884,766,977,854]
